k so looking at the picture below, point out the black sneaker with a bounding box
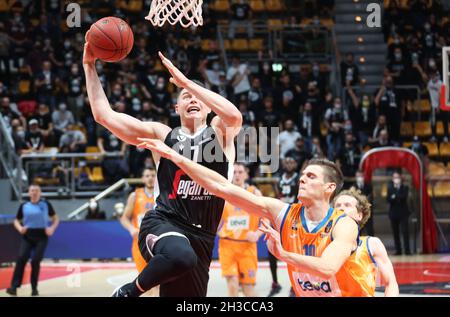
[267,283,282,297]
[6,288,17,296]
[111,282,138,297]
[31,289,39,296]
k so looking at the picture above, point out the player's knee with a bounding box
[171,245,197,271]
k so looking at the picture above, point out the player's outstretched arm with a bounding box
[260,216,358,280]
[369,237,399,297]
[158,52,242,136]
[137,138,286,223]
[83,38,171,146]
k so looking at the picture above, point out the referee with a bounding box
[6,184,59,296]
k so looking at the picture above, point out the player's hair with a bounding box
[141,167,155,176]
[29,183,41,189]
[305,158,343,201]
[334,187,372,228]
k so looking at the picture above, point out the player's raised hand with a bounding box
[158,51,189,89]
[259,220,284,260]
[83,30,97,65]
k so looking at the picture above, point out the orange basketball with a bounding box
[87,17,134,63]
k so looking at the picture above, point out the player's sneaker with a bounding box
[267,282,282,297]
[111,283,134,297]
[6,288,17,296]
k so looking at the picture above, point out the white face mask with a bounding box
[356,176,364,184]
[393,178,401,186]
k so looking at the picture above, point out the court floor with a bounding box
[0,254,449,297]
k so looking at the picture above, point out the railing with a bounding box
[216,23,333,64]
[18,151,125,199]
[0,115,22,200]
[67,177,143,220]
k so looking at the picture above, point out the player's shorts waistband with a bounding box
[153,210,216,241]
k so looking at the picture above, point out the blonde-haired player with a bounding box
[334,187,399,297]
[218,163,264,297]
[120,168,158,296]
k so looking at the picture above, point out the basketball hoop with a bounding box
[145,0,203,28]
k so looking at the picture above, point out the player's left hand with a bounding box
[259,220,284,260]
[45,227,55,237]
[158,51,189,89]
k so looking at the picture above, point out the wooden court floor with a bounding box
[0,254,449,297]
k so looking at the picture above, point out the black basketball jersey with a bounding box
[278,172,299,203]
[154,125,231,235]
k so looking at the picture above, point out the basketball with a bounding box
[87,17,134,63]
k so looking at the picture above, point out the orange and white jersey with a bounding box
[352,236,378,296]
[132,187,155,229]
[218,185,260,241]
[278,203,374,297]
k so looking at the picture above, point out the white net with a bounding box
[145,0,203,28]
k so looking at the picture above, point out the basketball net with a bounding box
[440,46,450,111]
[145,0,203,28]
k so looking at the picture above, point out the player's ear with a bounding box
[175,104,179,114]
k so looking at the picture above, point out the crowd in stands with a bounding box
[0,0,448,194]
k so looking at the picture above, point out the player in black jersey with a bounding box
[83,42,242,296]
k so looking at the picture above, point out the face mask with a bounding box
[393,178,401,185]
[429,59,436,68]
[334,103,341,109]
[17,130,25,139]
[345,124,352,131]
[96,64,103,72]
[71,67,78,74]
[156,83,164,90]
[113,90,121,96]
[394,53,402,61]
[424,24,431,32]
[394,38,400,45]
[59,104,67,111]
[212,63,220,71]
[263,63,270,72]
[356,176,364,184]
[89,202,98,210]
[64,41,71,49]
[14,16,21,23]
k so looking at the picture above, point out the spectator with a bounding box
[297,102,318,146]
[52,102,75,143]
[24,119,45,153]
[31,103,53,146]
[324,97,348,160]
[34,61,57,109]
[352,170,375,236]
[386,47,406,83]
[97,128,129,184]
[372,129,392,148]
[387,171,411,255]
[0,22,10,79]
[66,62,85,123]
[337,132,361,178]
[6,184,59,296]
[375,76,402,142]
[226,55,251,103]
[428,70,448,142]
[151,76,171,110]
[58,123,87,153]
[278,119,301,159]
[311,136,325,158]
[228,0,253,39]
[369,114,388,146]
[199,58,222,91]
[257,50,274,92]
[258,96,281,141]
[340,53,360,86]
[347,84,377,147]
[247,76,264,111]
[285,137,311,170]
[238,98,256,128]
[1,97,24,133]
[278,157,299,203]
[12,122,28,155]
[410,135,429,165]
[85,199,106,220]
[275,73,301,121]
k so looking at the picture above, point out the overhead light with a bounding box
[355,16,362,22]
[357,37,364,43]
[359,57,366,63]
